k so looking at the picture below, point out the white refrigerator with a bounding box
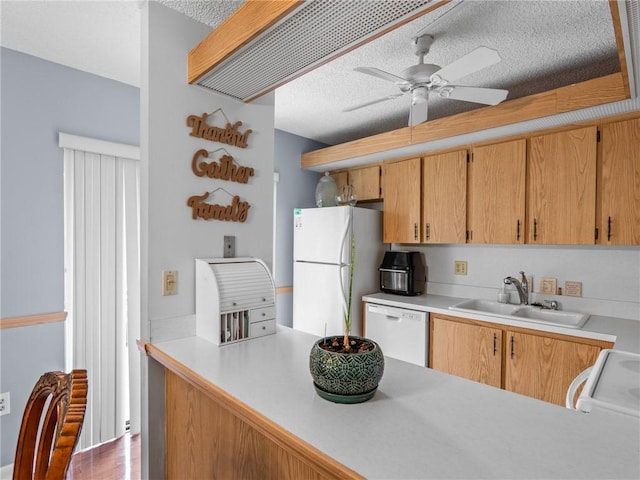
[292,206,384,337]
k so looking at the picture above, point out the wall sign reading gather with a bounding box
[191,149,254,184]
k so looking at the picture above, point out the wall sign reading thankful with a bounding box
[191,149,254,184]
[186,113,252,148]
[187,190,250,223]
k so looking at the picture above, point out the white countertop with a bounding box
[363,292,640,353]
[153,326,640,479]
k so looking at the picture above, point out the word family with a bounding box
[191,149,254,184]
[186,113,252,148]
[187,192,250,223]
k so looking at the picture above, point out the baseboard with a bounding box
[0,464,13,480]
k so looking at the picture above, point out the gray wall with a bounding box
[0,47,139,466]
[141,3,276,476]
[273,129,326,327]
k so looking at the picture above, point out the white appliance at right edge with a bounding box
[292,206,383,337]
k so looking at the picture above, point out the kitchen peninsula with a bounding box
[142,325,639,479]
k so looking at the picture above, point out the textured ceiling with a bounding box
[0,0,634,148]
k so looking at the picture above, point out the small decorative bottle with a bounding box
[315,172,338,207]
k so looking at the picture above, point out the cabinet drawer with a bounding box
[249,306,275,323]
[250,319,276,338]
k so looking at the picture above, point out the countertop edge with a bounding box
[363,293,639,351]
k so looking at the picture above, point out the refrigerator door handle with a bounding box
[338,207,352,320]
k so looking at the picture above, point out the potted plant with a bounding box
[309,207,385,403]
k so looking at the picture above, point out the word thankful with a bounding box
[187,192,250,223]
[186,113,252,148]
[191,149,254,184]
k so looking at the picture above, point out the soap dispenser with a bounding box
[498,284,510,304]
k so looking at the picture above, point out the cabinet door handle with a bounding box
[425,223,430,240]
[533,219,538,242]
[493,333,497,356]
[607,216,612,241]
[510,335,515,359]
[414,223,418,240]
[516,220,521,241]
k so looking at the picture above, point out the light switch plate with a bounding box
[224,236,235,258]
[162,270,177,296]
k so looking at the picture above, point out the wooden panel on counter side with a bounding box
[165,369,362,480]
[597,117,640,245]
[468,139,526,244]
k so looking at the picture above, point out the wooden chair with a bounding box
[13,370,88,480]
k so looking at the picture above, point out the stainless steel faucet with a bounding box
[504,271,528,305]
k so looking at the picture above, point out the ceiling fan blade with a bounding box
[344,93,405,112]
[409,89,428,126]
[354,67,410,85]
[436,85,508,105]
[430,46,502,86]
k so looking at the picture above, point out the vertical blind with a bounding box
[60,133,140,449]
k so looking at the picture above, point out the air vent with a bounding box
[194,0,437,102]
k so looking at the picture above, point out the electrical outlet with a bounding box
[454,260,468,276]
[162,270,177,296]
[0,392,10,416]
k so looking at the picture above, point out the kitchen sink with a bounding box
[449,299,590,329]
[510,307,589,328]
[449,299,521,316]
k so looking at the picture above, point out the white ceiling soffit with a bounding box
[0,0,142,87]
[194,0,444,101]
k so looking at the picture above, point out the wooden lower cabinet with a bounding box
[430,314,613,406]
[430,316,502,388]
[504,330,602,406]
[165,369,362,479]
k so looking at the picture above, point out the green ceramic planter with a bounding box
[309,336,385,404]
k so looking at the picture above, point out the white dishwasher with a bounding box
[365,303,428,367]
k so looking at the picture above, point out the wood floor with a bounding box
[67,433,141,479]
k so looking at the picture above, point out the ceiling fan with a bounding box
[345,34,509,126]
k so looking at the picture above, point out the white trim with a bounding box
[0,464,13,480]
[59,132,140,160]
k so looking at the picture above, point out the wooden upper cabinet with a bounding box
[468,140,526,244]
[430,315,502,388]
[383,158,422,243]
[504,331,602,406]
[328,171,349,191]
[527,126,597,244]
[350,165,381,201]
[422,150,467,243]
[598,118,640,245]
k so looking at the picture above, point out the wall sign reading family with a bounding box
[187,190,250,223]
